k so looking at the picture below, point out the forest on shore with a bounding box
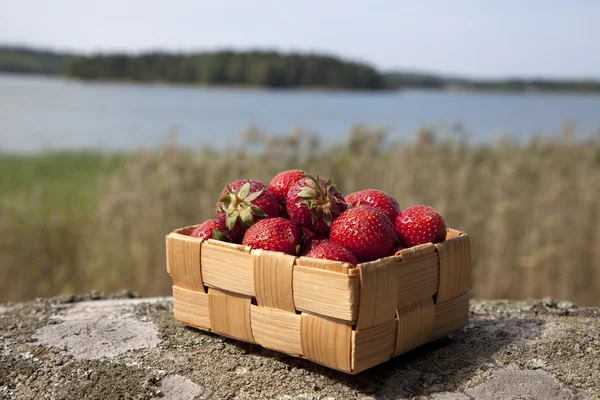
[2,45,600,92]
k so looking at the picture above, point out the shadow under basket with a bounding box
[165,227,472,374]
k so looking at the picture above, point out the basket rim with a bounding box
[168,225,468,269]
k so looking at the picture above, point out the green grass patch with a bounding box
[0,151,128,222]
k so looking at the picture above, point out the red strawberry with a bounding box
[242,217,301,255]
[330,205,396,262]
[190,219,229,241]
[278,202,290,219]
[216,179,279,242]
[270,170,306,219]
[301,226,316,241]
[269,169,306,202]
[345,189,400,223]
[297,227,325,255]
[285,174,347,235]
[217,213,245,243]
[395,205,447,248]
[306,240,358,265]
[301,235,329,255]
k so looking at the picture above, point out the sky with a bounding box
[1,0,599,79]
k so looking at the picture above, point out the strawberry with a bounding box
[395,205,447,247]
[216,179,279,243]
[217,213,245,243]
[285,174,347,235]
[301,235,329,255]
[297,227,327,255]
[330,205,396,262]
[278,202,290,219]
[305,240,358,265]
[190,219,229,241]
[301,226,316,241]
[270,170,306,219]
[345,189,400,223]
[269,169,306,202]
[242,217,301,255]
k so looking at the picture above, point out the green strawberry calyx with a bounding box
[212,228,231,242]
[219,182,268,230]
[297,173,344,227]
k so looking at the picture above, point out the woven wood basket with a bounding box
[165,226,471,374]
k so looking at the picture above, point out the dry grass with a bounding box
[2,126,600,305]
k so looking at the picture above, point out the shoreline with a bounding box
[54,77,600,95]
[3,71,600,95]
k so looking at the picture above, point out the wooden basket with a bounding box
[165,227,471,374]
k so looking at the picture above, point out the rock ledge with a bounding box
[1,294,598,399]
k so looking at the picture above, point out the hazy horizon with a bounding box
[2,0,599,80]
[3,42,599,83]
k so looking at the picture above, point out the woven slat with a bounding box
[445,228,464,240]
[300,313,353,372]
[295,256,353,273]
[396,253,439,307]
[253,249,295,312]
[431,291,471,341]
[292,266,359,322]
[202,240,255,297]
[208,288,254,342]
[398,242,436,261]
[352,319,396,373]
[250,306,302,356]
[172,286,211,330]
[435,234,471,303]
[394,297,435,356]
[356,257,399,330]
[166,233,204,292]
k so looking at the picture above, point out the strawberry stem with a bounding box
[220,181,266,229]
[298,173,343,228]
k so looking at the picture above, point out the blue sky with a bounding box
[2,0,599,79]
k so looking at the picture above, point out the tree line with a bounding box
[0,46,63,74]
[384,72,600,93]
[2,45,600,92]
[64,51,383,89]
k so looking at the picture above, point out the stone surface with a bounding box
[1,294,598,400]
[159,374,205,400]
[463,366,589,399]
[33,299,161,360]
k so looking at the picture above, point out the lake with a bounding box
[1,73,599,153]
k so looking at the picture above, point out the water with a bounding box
[1,73,599,153]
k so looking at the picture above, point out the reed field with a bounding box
[1,126,599,305]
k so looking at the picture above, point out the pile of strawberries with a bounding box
[187,170,447,265]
